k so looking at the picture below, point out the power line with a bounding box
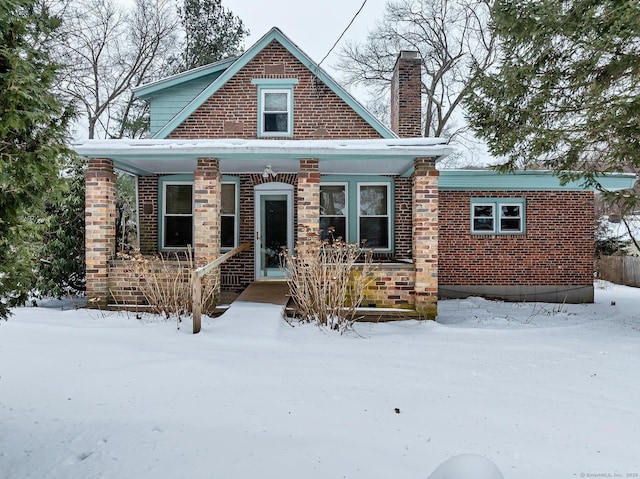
[318,0,369,67]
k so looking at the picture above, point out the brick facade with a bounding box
[439,190,595,302]
[138,175,158,255]
[169,42,382,141]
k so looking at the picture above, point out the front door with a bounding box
[254,183,293,279]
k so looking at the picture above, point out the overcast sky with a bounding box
[224,0,389,89]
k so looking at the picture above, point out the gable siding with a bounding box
[148,74,223,136]
[168,41,382,140]
[439,190,595,287]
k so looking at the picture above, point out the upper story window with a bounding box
[262,90,290,134]
[471,198,525,234]
[252,79,298,138]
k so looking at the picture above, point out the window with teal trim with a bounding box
[161,180,238,250]
[358,183,390,249]
[163,182,193,248]
[471,198,525,234]
[220,182,238,249]
[260,89,291,136]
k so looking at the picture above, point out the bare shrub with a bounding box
[283,229,375,333]
[119,249,218,324]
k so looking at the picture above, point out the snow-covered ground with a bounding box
[1,281,639,479]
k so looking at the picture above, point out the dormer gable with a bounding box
[134,27,395,140]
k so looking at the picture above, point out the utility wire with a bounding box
[318,0,369,67]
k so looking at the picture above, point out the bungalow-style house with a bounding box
[75,27,635,318]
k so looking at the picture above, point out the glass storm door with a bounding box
[255,184,293,279]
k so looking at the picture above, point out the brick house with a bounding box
[75,27,635,317]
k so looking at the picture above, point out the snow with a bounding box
[1,281,639,479]
[427,454,504,479]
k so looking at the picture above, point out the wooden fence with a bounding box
[596,256,640,288]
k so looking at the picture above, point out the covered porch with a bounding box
[77,137,451,318]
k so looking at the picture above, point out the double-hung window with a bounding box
[220,182,238,250]
[358,183,391,249]
[163,182,193,248]
[471,198,525,234]
[253,79,297,137]
[320,183,348,242]
[161,178,238,250]
[261,89,290,134]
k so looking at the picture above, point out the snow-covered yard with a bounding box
[1,281,639,479]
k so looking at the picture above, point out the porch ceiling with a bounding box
[74,138,453,176]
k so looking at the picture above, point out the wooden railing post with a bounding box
[192,271,202,334]
[191,242,251,334]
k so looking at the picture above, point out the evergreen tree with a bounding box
[179,0,249,70]
[35,157,86,298]
[467,0,640,201]
[0,0,72,318]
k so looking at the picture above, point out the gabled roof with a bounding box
[139,27,396,139]
[133,57,238,100]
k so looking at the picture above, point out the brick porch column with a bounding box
[85,158,116,307]
[193,158,221,267]
[413,157,438,319]
[297,158,320,245]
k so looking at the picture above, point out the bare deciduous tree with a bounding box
[52,0,180,139]
[337,0,496,162]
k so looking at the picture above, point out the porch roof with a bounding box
[73,137,453,176]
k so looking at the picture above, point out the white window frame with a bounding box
[162,181,194,250]
[220,181,239,251]
[259,88,292,137]
[357,182,391,251]
[320,182,349,242]
[471,198,525,234]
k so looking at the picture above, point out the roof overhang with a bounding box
[73,138,453,176]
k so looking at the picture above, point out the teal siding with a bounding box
[148,73,222,136]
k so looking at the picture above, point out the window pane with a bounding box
[166,184,192,214]
[501,218,521,231]
[359,217,388,248]
[221,183,235,215]
[320,217,346,242]
[320,186,346,215]
[360,185,387,215]
[165,216,192,247]
[264,113,288,132]
[221,215,235,248]
[473,205,493,217]
[473,218,494,231]
[501,205,520,217]
[264,92,287,111]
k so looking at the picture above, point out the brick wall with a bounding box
[85,158,116,306]
[169,41,382,140]
[358,263,416,309]
[439,190,595,287]
[391,51,422,138]
[138,175,158,254]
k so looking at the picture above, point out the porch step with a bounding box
[235,281,290,306]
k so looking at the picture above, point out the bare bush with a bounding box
[119,249,218,324]
[283,230,375,333]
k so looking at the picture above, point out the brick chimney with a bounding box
[391,50,422,138]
